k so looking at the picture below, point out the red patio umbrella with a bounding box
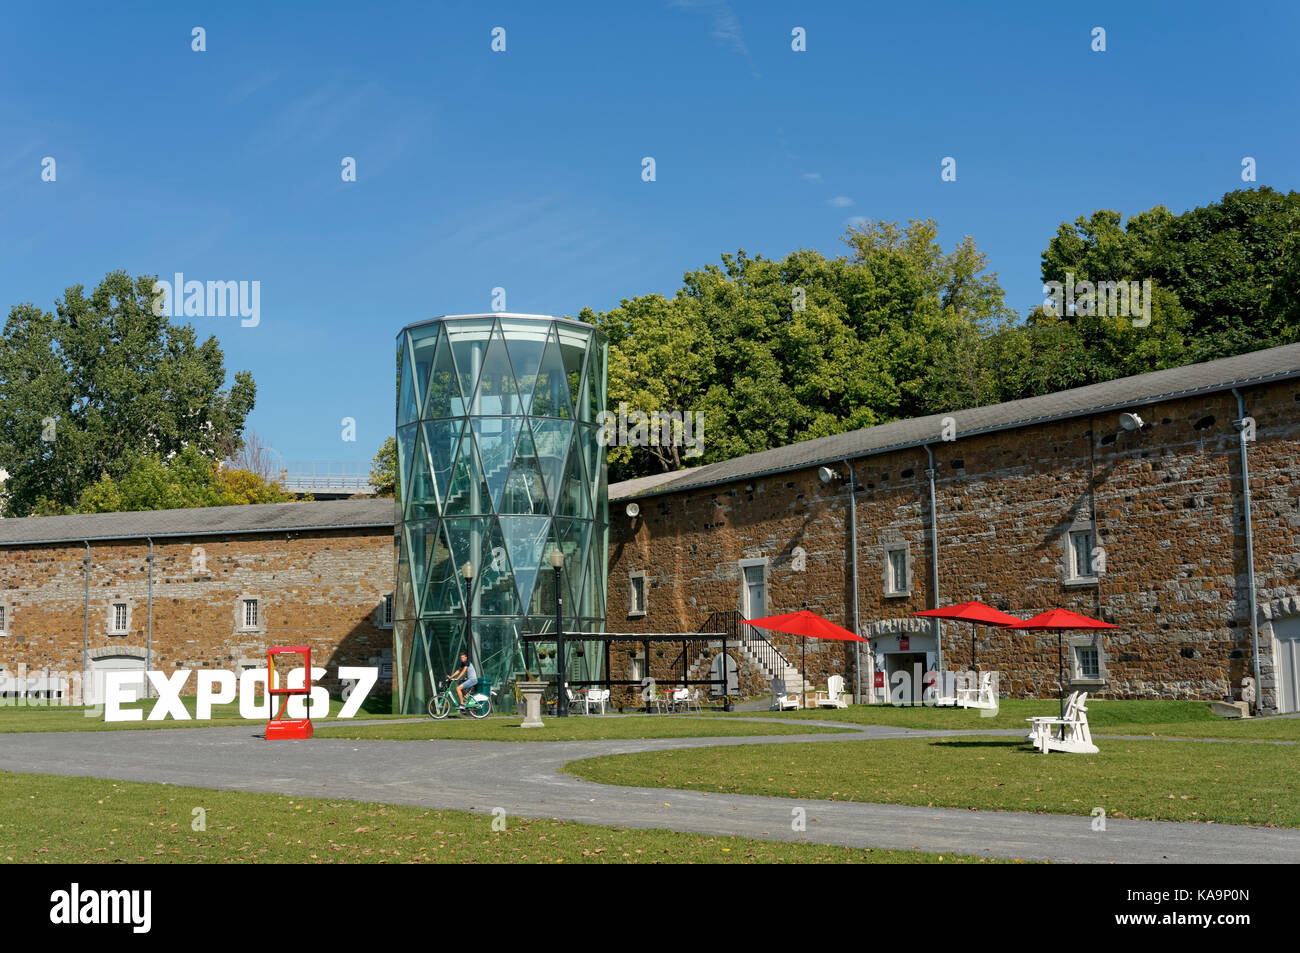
[744,610,868,709]
[912,601,1022,674]
[1010,609,1117,720]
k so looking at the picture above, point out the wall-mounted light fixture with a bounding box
[1119,412,1145,431]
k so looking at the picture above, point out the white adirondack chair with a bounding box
[957,671,998,710]
[1025,691,1099,754]
[814,674,850,709]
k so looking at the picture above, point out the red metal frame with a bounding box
[265,645,314,740]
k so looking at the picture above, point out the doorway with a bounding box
[1274,616,1300,713]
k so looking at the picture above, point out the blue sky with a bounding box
[2,1,1297,467]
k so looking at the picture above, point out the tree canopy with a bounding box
[595,187,1300,480]
[0,271,257,516]
[65,446,295,514]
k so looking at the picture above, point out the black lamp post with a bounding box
[461,561,474,676]
[550,547,567,717]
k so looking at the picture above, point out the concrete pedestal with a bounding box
[518,681,548,728]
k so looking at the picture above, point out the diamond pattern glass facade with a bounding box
[394,314,609,713]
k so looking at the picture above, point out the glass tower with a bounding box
[393,314,609,714]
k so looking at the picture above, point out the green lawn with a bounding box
[0,695,403,733]
[733,699,1300,740]
[0,771,1008,864]
[318,714,855,742]
[565,735,1300,827]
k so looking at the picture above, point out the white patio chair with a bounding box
[688,688,704,712]
[1026,690,1078,743]
[565,687,583,715]
[644,684,666,713]
[814,674,850,709]
[1025,691,1098,754]
[957,671,998,710]
[584,688,610,715]
[670,687,690,712]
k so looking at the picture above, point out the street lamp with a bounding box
[550,547,567,717]
[461,561,474,671]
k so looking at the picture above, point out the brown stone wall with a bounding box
[607,382,1300,711]
[0,528,394,697]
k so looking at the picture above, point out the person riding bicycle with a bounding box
[449,652,478,710]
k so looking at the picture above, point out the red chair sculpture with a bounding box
[265,645,314,740]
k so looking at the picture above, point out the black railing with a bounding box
[697,610,795,681]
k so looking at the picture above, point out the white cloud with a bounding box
[801,172,822,183]
[828,196,854,208]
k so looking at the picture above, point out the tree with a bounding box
[224,430,284,484]
[70,446,294,513]
[370,436,398,498]
[592,221,1013,480]
[1035,188,1300,371]
[0,271,256,516]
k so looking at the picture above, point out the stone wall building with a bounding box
[5,345,1300,716]
[606,344,1300,714]
[0,501,394,703]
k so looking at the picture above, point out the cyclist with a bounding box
[449,652,478,711]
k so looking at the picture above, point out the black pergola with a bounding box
[519,631,732,711]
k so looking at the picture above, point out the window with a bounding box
[740,560,767,619]
[883,545,910,596]
[1067,527,1097,582]
[1069,634,1107,685]
[0,605,6,635]
[1076,645,1100,680]
[243,598,259,629]
[110,602,128,635]
[628,573,647,617]
[382,593,394,627]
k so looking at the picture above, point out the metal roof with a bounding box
[609,341,1300,502]
[0,499,396,547]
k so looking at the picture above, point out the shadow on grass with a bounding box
[929,739,1026,749]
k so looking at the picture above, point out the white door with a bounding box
[709,653,738,696]
[1274,616,1300,714]
[741,563,767,619]
[88,655,146,705]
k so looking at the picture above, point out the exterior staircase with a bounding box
[689,611,812,699]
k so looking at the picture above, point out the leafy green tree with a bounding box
[592,221,1013,479]
[0,271,256,516]
[70,446,293,513]
[1035,188,1300,372]
[370,436,398,498]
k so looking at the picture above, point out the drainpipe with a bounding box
[146,538,154,699]
[1232,388,1263,714]
[844,459,862,701]
[924,446,944,674]
[82,541,91,703]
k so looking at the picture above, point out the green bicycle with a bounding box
[428,676,493,719]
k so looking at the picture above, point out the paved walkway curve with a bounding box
[2,721,1299,864]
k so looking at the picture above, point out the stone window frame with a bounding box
[882,541,912,598]
[236,594,265,635]
[627,571,648,618]
[738,557,770,619]
[1062,520,1100,587]
[107,598,132,636]
[1067,632,1108,687]
[0,602,8,637]
[378,593,395,629]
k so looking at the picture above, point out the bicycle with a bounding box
[428,677,493,719]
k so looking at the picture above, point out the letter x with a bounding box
[146,670,192,720]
